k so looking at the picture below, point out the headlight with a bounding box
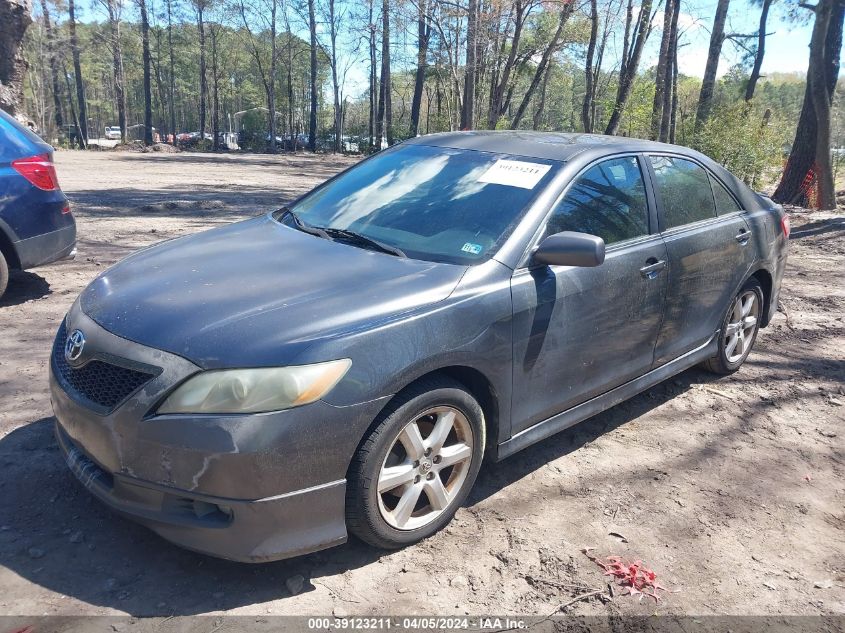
[157,359,351,414]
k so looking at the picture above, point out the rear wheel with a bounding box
[0,251,8,300]
[703,278,763,375]
[346,377,485,549]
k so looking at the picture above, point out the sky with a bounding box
[340,0,815,99]
[68,0,816,99]
[655,0,815,78]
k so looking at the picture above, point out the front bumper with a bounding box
[50,303,389,562]
[55,421,347,562]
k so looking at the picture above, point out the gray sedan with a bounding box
[51,132,789,561]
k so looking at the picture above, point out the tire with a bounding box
[702,277,764,375]
[346,376,486,550]
[0,251,8,300]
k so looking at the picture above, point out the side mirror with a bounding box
[533,231,606,268]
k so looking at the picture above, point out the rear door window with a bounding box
[649,156,716,229]
[545,156,649,245]
[710,175,742,215]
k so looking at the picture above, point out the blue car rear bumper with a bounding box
[14,221,76,268]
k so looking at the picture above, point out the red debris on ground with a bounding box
[584,548,667,602]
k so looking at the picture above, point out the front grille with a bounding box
[52,320,158,413]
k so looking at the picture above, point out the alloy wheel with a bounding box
[376,406,474,531]
[725,290,759,363]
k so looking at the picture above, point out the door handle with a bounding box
[735,229,752,244]
[639,259,666,279]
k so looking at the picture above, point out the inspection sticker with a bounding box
[461,242,483,255]
[478,159,552,189]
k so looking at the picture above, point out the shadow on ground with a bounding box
[0,365,728,616]
[0,271,51,307]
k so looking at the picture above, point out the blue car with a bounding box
[0,110,76,298]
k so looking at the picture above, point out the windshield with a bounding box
[280,144,561,264]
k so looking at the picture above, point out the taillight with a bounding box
[11,153,60,191]
[780,215,790,239]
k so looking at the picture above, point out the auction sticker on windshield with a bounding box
[477,159,552,189]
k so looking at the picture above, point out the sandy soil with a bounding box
[0,150,842,618]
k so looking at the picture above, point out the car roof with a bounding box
[404,130,701,162]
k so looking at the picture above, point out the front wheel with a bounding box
[0,251,8,300]
[346,377,485,549]
[703,278,763,375]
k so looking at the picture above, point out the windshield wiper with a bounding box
[279,208,330,240]
[322,228,407,258]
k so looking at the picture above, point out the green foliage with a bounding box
[695,102,787,186]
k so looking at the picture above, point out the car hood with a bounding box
[79,215,468,368]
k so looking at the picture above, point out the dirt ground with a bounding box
[0,150,842,618]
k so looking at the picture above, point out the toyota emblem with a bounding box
[64,329,86,364]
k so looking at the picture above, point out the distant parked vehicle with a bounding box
[0,110,76,299]
[104,126,122,140]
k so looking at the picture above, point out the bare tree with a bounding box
[604,0,654,135]
[745,0,773,101]
[102,0,128,141]
[581,0,598,132]
[460,0,478,128]
[138,0,153,144]
[165,0,176,138]
[376,0,392,144]
[511,1,574,129]
[67,0,88,145]
[308,0,317,150]
[694,0,730,134]
[659,0,679,142]
[38,0,64,134]
[649,0,675,139]
[237,0,280,151]
[409,0,430,136]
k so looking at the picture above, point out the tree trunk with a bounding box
[488,0,527,128]
[368,2,376,147]
[694,0,730,135]
[329,0,341,152]
[139,0,153,145]
[581,0,598,132]
[210,24,220,151]
[308,0,317,151]
[0,0,32,117]
[377,0,392,145]
[67,0,88,146]
[532,58,553,130]
[409,0,430,137]
[604,0,653,135]
[268,0,277,153]
[197,3,207,143]
[772,0,843,205]
[166,0,176,140]
[659,0,679,142]
[106,0,127,142]
[809,0,836,209]
[39,0,64,135]
[745,0,772,101]
[460,0,478,129]
[650,0,675,139]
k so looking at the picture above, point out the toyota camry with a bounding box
[50,132,789,562]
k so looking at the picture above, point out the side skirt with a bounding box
[496,333,719,460]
